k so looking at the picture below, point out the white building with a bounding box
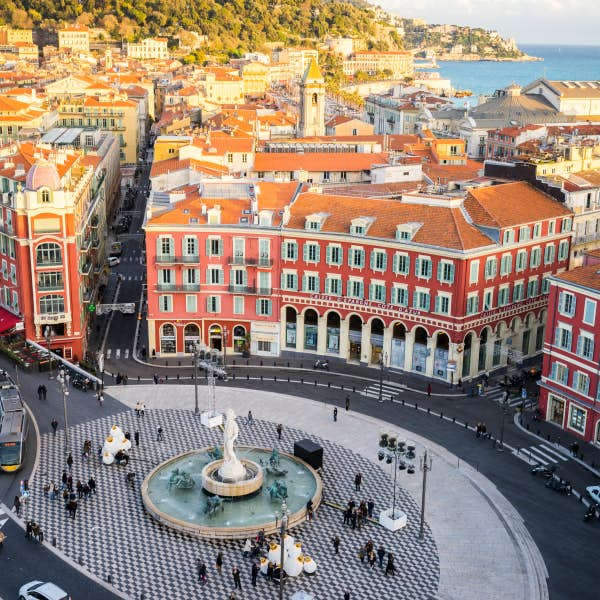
[127,38,169,61]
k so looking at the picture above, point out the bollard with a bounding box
[427,407,430,414]
[547,434,550,441]
[526,423,530,430]
[402,399,405,406]
[452,417,455,423]
[300,363,303,369]
[328,382,331,388]
[260,375,263,381]
[190,374,193,379]
[178,361,181,367]
[233,360,236,366]
[107,575,113,584]
[415,403,418,410]
[137,375,140,381]
[233,373,236,380]
[260,360,263,366]
[465,421,469,429]
[352,386,355,393]
[52,536,56,547]
[246,360,249,366]
[287,376,290,383]
[177,374,179,380]
[287,362,290,368]
[166,361,168,366]
[274,375,277,382]
[314,380,317,386]
[246,374,249,380]
[440,412,443,419]
[79,555,84,566]
[537,429,541,436]
[341,384,344,390]
[165,374,168,381]
[301,378,304,384]
[581,453,584,461]
[273,361,276,367]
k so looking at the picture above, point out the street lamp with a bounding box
[497,405,509,452]
[377,434,415,528]
[378,351,387,403]
[419,448,433,540]
[44,326,56,380]
[192,342,201,416]
[278,499,290,600]
[222,326,229,369]
[57,368,70,452]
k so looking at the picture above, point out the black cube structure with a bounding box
[294,438,323,470]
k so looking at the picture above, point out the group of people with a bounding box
[358,539,394,573]
[25,520,44,542]
[197,545,263,593]
[475,422,490,439]
[36,384,47,400]
[115,372,128,385]
[342,497,375,530]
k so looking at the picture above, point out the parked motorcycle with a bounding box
[583,504,598,523]
[313,360,330,371]
[530,463,556,478]
[545,477,572,495]
[72,375,92,392]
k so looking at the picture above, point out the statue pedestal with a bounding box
[201,411,223,428]
[379,507,407,532]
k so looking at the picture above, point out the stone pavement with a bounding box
[27,383,547,600]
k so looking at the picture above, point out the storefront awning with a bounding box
[0,308,22,333]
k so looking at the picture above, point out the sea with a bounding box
[420,44,600,101]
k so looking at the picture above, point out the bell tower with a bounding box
[298,59,325,138]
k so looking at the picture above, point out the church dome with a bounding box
[25,160,61,191]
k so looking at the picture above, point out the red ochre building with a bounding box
[538,263,600,444]
[144,181,573,381]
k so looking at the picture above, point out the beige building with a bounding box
[272,47,318,79]
[343,51,413,78]
[524,79,600,118]
[126,37,169,60]
[58,25,90,54]
[0,27,33,45]
[241,62,269,97]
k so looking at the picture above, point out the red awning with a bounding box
[0,307,22,333]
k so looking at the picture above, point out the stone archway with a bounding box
[434,332,450,380]
[370,318,385,363]
[285,307,297,349]
[462,332,473,378]
[233,325,246,353]
[184,323,200,354]
[160,323,176,354]
[326,312,341,354]
[348,315,363,361]
[304,309,319,351]
[412,327,428,373]
[478,327,489,372]
[390,323,406,368]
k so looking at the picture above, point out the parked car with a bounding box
[586,485,600,504]
[19,580,70,600]
[108,256,120,267]
[110,242,122,256]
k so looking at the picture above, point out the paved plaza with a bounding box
[25,384,548,600]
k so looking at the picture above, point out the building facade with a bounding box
[58,25,90,54]
[144,181,573,382]
[126,38,169,60]
[538,265,600,445]
[298,60,325,138]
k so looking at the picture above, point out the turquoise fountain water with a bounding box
[145,447,319,532]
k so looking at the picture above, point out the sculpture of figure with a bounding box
[168,468,195,490]
[267,480,288,500]
[218,408,245,481]
[208,446,223,461]
[205,495,224,515]
[269,447,280,468]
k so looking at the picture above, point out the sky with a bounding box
[377,0,598,45]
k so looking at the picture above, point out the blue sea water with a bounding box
[423,45,600,99]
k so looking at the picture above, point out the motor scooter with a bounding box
[313,360,330,371]
[530,463,556,478]
[583,504,598,522]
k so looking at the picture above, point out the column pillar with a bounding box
[295,312,305,353]
[147,319,156,356]
[317,315,327,355]
[484,338,495,372]
[360,321,371,365]
[404,328,415,372]
[382,325,393,367]
[339,317,350,362]
[425,336,436,378]
[470,337,481,378]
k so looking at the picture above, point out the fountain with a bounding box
[141,409,322,539]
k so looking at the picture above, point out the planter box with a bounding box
[201,411,223,428]
[379,507,407,531]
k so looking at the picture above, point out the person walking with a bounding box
[13,495,21,516]
[140,403,145,417]
[232,566,242,590]
[251,562,258,587]
[344,592,350,600]
[153,373,159,385]
[276,423,282,440]
[197,560,207,584]
[368,549,376,569]
[134,431,140,447]
[66,453,74,471]
[367,498,375,519]
[135,402,140,417]
[157,426,164,441]
[88,476,96,495]
[332,534,340,554]
[247,410,253,425]
[97,392,104,407]
[37,385,43,401]
[427,383,432,397]
[333,407,338,422]
[377,545,386,569]
[266,561,274,581]
[354,472,362,492]
[345,396,350,411]
[216,552,223,574]
[385,553,396,576]
[50,418,58,436]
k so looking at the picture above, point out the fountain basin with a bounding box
[202,458,263,497]
[141,447,322,539]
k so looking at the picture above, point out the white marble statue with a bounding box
[218,408,245,481]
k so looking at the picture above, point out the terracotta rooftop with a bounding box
[463,182,572,228]
[552,264,600,292]
[150,157,228,178]
[285,192,494,251]
[423,160,483,183]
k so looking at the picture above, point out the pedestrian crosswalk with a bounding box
[484,385,531,408]
[105,348,132,361]
[512,443,570,466]
[362,380,405,402]
[0,506,8,530]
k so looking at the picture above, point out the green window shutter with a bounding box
[156,237,162,255]
[303,243,308,262]
[358,281,364,298]
[315,246,320,262]
[302,275,307,291]
[348,249,353,267]
[435,296,440,312]
[437,261,442,281]
[415,257,421,276]
[381,253,387,271]
[393,253,399,273]
[315,276,320,293]
[205,268,211,283]
[426,259,432,278]
[281,274,286,290]
[370,251,375,270]
[205,239,211,255]
[219,269,225,284]
[369,283,373,300]
[413,292,419,308]
[359,249,365,267]
[449,263,455,283]
[241,271,247,286]
[281,241,287,258]
[255,299,260,314]
[292,243,298,260]
[267,300,272,316]
[326,245,331,264]
[325,278,330,294]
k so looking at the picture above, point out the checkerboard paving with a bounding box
[28,410,439,600]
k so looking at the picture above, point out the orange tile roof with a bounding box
[463,182,572,228]
[386,134,420,151]
[150,157,228,178]
[191,133,254,154]
[147,181,299,227]
[423,160,483,182]
[253,152,389,172]
[326,181,422,197]
[552,264,600,292]
[0,96,29,112]
[285,192,494,250]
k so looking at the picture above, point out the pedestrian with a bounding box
[13,495,21,516]
[88,476,96,495]
[123,374,128,385]
[197,560,207,584]
[344,592,350,600]
[25,519,33,538]
[276,423,282,440]
[345,395,350,411]
[216,551,223,574]
[354,472,362,492]
[51,418,58,436]
[367,498,374,519]
[333,407,338,422]
[76,480,83,499]
[135,402,140,417]
[49,481,57,500]
[358,545,365,563]
[229,594,236,600]
[140,403,145,417]
[157,426,164,441]
[267,561,274,581]
[41,385,47,400]
[61,470,68,490]
[247,410,253,425]
[251,562,258,587]
[153,373,159,385]
[97,392,104,407]
[134,431,140,447]
[332,534,340,554]
[377,545,385,568]
[385,553,396,576]
[37,385,43,401]
[427,383,432,397]
[232,566,242,590]
[368,550,376,568]
[67,475,73,491]
[351,510,357,530]
[66,452,74,471]
[503,389,509,404]
[571,441,579,457]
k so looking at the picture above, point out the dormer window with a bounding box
[259,211,273,226]
[39,189,51,204]
[305,213,328,231]
[350,217,373,236]
[207,207,221,225]
[395,222,422,241]
[306,220,321,231]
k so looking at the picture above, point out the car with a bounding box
[110,242,122,256]
[586,485,600,504]
[18,580,70,600]
[108,256,120,267]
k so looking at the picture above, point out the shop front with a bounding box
[251,321,280,356]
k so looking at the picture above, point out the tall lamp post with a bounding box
[377,434,415,528]
[192,342,201,416]
[278,499,290,600]
[378,351,387,403]
[419,448,433,540]
[44,326,56,380]
[222,326,229,369]
[497,405,509,452]
[57,368,70,452]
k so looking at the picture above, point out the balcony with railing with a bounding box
[257,287,272,295]
[257,257,273,267]
[155,254,200,264]
[38,282,64,292]
[80,236,92,253]
[79,260,92,275]
[227,255,257,266]
[228,285,257,294]
[156,283,201,292]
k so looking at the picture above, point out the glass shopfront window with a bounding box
[286,323,296,348]
[304,325,318,350]
[326,327,340,353]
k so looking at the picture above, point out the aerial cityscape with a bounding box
[0,1,598,599]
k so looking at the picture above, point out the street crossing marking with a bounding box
[517,443,570,465]
[107,349,112,359]
[124,349,129,359]
[115,349,121,359]
[485,385,533,408]
[362,380,405,401]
